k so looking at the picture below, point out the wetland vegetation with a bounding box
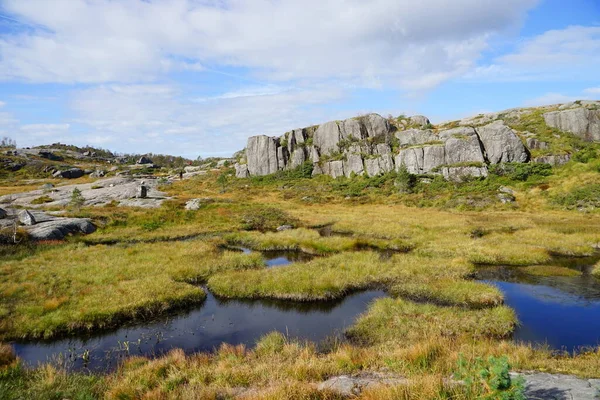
[2,106,600,399]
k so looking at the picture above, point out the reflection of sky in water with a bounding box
[13,289,386,373]
[486,279,600,352]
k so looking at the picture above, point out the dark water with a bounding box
[12,289,386,372]
[478,253,600,352]
[232,246,315,267]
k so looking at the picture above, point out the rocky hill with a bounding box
[234,101,600,181]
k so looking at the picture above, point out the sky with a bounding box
[0,0,599,158]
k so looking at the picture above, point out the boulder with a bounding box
[246,135,280,175]
[343,153,364,177]
[341,118,366,140]
[234,163,249,178]
[137,156,153,164]
[90,170,106,178]
[316,373,408,397]
[543,108,600,142]
[395,129,437,147]
[18,210,36,226]
[476,121,529,163]
[441,166,488,182]
[53,168,84,179]
[408,115,431,128]
[184,198,214,211]
[39,151,63,161]
[321,160,345,178]
[533,154,571,166]
[439,127,485,165]
[395,145,445,174]
[526,138,548,150]
[364,114,391,138]
[288,148,307,169]
[314,121,342,156]
[276,225,293,231]
[136,185,147,199]
[26,218,96,241]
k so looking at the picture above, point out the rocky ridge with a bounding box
[235,101,600,181]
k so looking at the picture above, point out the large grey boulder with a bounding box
[533,154,571,166]
[343,153,364,177]
[395,129,437,147]
[137,156,153,164]
[26,217,96,241]
[395,145,445,174]
[18,210,36,226]
[314,121,342,156]
[442,166,488,182]
[408,115,431,128]
[363,114,391,139]
[53,168,85,179]
[321,160,345,178]
[341,118,366,140]
[234,163,249,178]
[439,127,485,165]
[543,108,600,142]
[476,121,529,163]
[246,135,280,175]
[288,148,307,169]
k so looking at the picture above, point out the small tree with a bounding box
[216,173,228,191]
[0,137,16,149]
[69,188,85,210]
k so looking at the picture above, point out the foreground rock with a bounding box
[513,372,600,400]
[0,177,170,209]
[315,372,408,396]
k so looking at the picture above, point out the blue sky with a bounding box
[0,0,599,157]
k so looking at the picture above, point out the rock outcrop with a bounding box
[544,107,600,142]
[236,101,600,180]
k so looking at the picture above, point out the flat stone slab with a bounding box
[0,177,170,209]
[513,372,600,400]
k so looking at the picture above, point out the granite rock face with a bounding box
[236,102,600,180]
[544,108,600,142]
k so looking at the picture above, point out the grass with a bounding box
[225,228,413,255]
[0,240,263,339]
[208,252,477,302]
[592,261,600,279]
[520,265,582,277]
[347,298,516,345]
[3,133,600,398]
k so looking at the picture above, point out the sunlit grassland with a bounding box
[225,228,414,254]
[520,265,582,277]
[0,240,263,339]
[208,251,503,308]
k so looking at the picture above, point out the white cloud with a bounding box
[584,87,600,95]
[522,93,584,107]
[0,0,538,89]
[0,101,5,108]
[66,83,348,157]
[467,26,600,82]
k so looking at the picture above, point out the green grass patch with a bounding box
[520,265,582,277]
[0,240,263,339]
[347,298,516,345]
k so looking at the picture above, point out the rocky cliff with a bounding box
[235,101,600,181]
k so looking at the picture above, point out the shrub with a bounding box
[490,163,552,182]
[454,354,526,400]
[395,166,417,194]
[552,184,600,210]
[31,195,54,205]
[69,188,84,210]
[241,206,299,231]
[572,147,598,163]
